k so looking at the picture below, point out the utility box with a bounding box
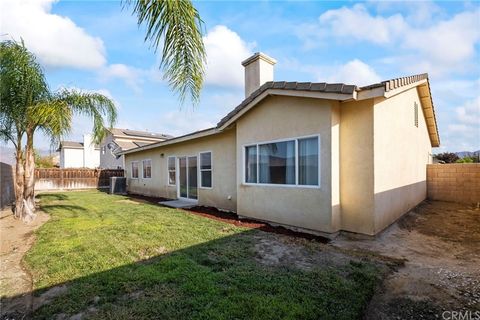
[110,176,127,195]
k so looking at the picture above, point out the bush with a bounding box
[434,152,459,163]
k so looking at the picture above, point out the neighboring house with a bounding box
[58,134,100,168]
[121,52,439,237]
[99,128,172,169]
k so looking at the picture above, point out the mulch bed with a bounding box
[127,193,329,243]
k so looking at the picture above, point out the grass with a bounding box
[23,191,381,319]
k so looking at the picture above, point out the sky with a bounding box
[1,0,479,153]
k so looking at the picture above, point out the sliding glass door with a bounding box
[178,156,198,200]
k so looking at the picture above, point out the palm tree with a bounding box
[1,40,48,219]
[0,40,117,221]
[126,0,206,104]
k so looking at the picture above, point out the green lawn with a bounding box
[23,191,381,319]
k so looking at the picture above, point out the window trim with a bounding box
[142,159,152,179]
[131,161,139,179]
[199,151,213,189]
[242,134,321,189]
[167,156,176,186]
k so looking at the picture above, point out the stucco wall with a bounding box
[125,128,237,212]
[372,87,432,233]
[235,95,336,234]
[339,98,375,235]
[61,148,84,168]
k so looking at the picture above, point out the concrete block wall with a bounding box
[0,162,15,209]
[427,164,480,204]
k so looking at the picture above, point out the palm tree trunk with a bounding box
[13,136,24,219]
[24,128,37,219]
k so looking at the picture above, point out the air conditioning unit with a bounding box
[110,177,127,195]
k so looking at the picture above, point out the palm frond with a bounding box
[126,0,206,105]
[55,89,118,144]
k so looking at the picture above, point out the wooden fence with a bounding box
[35,168,124,191]
[427,163,480,204]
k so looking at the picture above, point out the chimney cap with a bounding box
[241,52,277,67]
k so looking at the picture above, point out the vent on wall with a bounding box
[414,102,419,128]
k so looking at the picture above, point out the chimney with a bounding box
[242,52,277,98]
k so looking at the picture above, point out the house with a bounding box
[99,128,173,169]
[58,134,100,168]
[120,52,439,236]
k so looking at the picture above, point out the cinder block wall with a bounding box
[0,162,15,209]
[427,164,480,204]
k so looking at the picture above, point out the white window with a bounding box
[131,161,139,178]
[244,136,320,187]
[142,159,152,178]
[168,157,176,185]
[200,152,212,188]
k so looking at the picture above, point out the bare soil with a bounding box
[0,207,50,317]
[333,201,480,319]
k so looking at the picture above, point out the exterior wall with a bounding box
[100,134,124,169]
[372,87,432,233]
[235,95,337,234]
[83,134,100,168]
[61,148,84,168]
[427,164,480,203]
[1,162,15,209]
[339,99,375,235]
[125,128,237,212]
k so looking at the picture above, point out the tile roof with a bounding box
[358,73,429,91]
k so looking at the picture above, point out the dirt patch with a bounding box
[0,207,50,318]
[333,201,480,319]
[253,233,365,271]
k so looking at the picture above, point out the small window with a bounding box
[245,146,257,183]
[200,152,212,188]
[131,161,139,178]
[298,137,319,186]
[414,102,419,127]
[168,157,176,185]
[142,159,152,178]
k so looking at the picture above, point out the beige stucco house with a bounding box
[121,52,439,236]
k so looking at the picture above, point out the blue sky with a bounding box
[1,0,479,152]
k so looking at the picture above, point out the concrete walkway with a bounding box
[159,199,198,209]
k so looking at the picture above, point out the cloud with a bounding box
[100,64,143,93]
[324,59,382,86]
[282,58,382,86]
[442,96,480,152]
[304,4,480,78]
[318,4,407,44]
[203,25,254,87]
[1,0,106,69]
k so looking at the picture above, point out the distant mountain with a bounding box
[456,150,480,158]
